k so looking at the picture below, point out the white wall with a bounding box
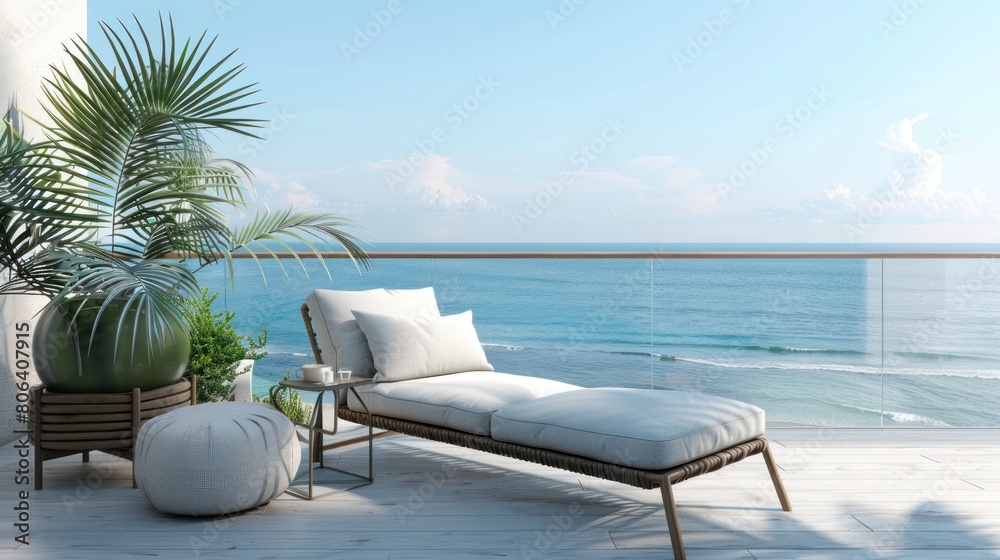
[1,0,87,138]
[0,0,87,445]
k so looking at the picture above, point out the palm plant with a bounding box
[183,288,267,404]
[0,16,368,391]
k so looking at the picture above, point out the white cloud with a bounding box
[267,180,321,208]
[618,154,725,214]
[825,184,851,201]
[572,170,651,192]
[257,155,494,217]
[338,202,365,215]
[396,154,491,211]
[627,154,702,188]
[638,183,728,215]
[661,167,703,186]
[877,113,929,153]
[629,155,681,170]
[774,115,1000,224]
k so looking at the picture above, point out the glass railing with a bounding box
[196,252,1000,428]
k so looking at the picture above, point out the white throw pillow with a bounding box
[305,288,440,378]
[353,309,494,382]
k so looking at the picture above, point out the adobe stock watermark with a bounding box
[510,117,626,234]
[719,84,834,202]
[878,0,931,40]
[883,256,997,372]
[430,276,467,309]
[520,502,584,559]
[384,75,501,189]
[546,0,587,31]
[867,461,967,558]
[188,462,288,556]
[733,427,832,523]
[556,261,650,364]
[61,460,118,515]
[213,0,243,20]
[11,378,31,547]
[843,124,957,243]
[236,107,296,162]
[673,0,751,72]
[340,0,407,62]
[393,463,457,524]
[62,423,136,515]
[7,0,75,46]
[669,286,796,392]
[11,320,32,546]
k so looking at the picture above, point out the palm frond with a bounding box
[51,249,198,360]
[0,15,369,365]
[227,208,370,287]
[1,117,100,287]
[32,15,262,255]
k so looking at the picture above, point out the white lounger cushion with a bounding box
[348,372,581,435]
[305,287,440,378]
[491,388,765,470]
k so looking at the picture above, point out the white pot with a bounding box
[230,359,254,402]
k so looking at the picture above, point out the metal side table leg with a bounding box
[350,386,375,482]
[275,379,375,500]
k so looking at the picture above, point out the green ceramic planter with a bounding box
[33,298,190,393]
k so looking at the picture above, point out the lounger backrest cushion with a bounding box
[353,309,493,382]
[305,288,440,378]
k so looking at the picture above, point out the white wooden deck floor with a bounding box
[3,424,999,559]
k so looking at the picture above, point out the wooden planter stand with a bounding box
[27,376,196,490]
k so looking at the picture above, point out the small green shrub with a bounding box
[184,288,267,403]
[255,370,313,424]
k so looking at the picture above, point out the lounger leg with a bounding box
[762,440,792,512]
[659,479,686,560]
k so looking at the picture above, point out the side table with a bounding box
[269,378,375,499]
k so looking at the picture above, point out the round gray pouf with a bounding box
[135,402,301,516]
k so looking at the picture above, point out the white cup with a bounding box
[295,364,331,383]
[324,369,335,383]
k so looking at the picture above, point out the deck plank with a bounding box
[2,427,999,558]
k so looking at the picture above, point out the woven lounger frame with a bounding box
[302,303,791,559]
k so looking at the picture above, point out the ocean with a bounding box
[195,243,1000,428]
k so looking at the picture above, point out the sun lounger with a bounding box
[301,288,791,560]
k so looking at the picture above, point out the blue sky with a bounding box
[88,0,1000,243]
